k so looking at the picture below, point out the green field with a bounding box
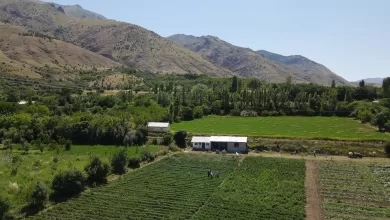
[32,154,306,220]
[318,161,390,219]
[0,145,161,214]
[172,116,389,139]
[192,157,305,220]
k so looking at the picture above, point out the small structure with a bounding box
[191,136,248,153]
[147,122,170,133]
[191,136,211,150]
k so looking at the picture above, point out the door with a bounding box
[202,143,205,149]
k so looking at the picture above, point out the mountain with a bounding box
[168,34,348,84]
[0,0,234,77]
[0,22,120,78]
[355,78,384,84]
[49,3,107,20]
[257,50,348,85]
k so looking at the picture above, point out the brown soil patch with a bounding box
[306,160,322,220]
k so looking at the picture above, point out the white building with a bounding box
[191,136,248,153]
[147,122,170,133]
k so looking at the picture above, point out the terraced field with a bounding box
[32,154,306,220]
[318,161,390,219]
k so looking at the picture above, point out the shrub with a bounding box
[52,169,86,196]
[30,181,48,208]
[128,157,141,168]
[162,133,172,146]
[193,106,204,119]
[229,108,241,116]
[168,144,180,152]
[140,148,156,162]
[358,109,374,123]
[0,196,10,219]
[261,110,270,117]
[111,149,127,174]
[385,142,390,158]
[84,157,110,183]
[173,130,187,148]
[64,140,72,151]
[240,110,257,117]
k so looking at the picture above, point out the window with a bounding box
[194,143,198,146]
[234,143,239,148]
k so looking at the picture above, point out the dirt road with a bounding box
[305,160,322,220]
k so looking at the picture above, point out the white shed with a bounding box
[147,122,170,133]
[210,136,248,153]
[191,136,211,150]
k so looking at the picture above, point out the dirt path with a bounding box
[305,160,322,220]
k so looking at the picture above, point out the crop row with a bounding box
[32,154,239,219]
[191,157,306,220]
[317,161,390,219]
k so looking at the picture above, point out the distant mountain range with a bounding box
[355,78,384,84]
[0,0,349,85]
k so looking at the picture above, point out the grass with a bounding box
[0,145,161,215]
[318,161,390,219]
[31,154,306,219]
[172,116,389,140]
[192,157,306,220]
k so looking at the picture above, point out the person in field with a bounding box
[210,171,213,179]
[207,169,211,177]
[216,170,220,178]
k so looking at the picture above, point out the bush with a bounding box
[173,130,187,148]
[65,140,72,151]
[385,142,390,158]
[52,169,86,196]
[261,110,270,117]
[111,149,127,174]
[128,157,141,168]
[240,110,257,117]
[140,148,156,162]
[30,181,48,208]
[358,109,374,123]
[193,106,204,119]
[168,144,180,152]
[229,108,241,116]
[84,157,110,183]
[0,196,10,219]
[162,133,172,146]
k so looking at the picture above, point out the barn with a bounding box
[191,136,248,153]
[147,122,170,133]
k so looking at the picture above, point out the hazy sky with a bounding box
[47,0,389,81]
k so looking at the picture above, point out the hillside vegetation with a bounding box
[0,22,119,78]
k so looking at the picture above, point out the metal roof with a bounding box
[191,136,211,143]
[210,136,248,143]
[147,122,170,128]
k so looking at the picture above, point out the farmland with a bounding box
[0,145,161,213]
[192,157,306,220]
[317,161,390,219]
[172,116,389,139]
[32,154,306,220]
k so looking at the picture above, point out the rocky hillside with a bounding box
[169,34,348,84]
[0,0,234,77]
[0,22,120,78]
[257,50,348,85]
[50,2,107,20]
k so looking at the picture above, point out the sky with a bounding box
[46,0,389,81]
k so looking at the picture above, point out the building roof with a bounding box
[147,122,170,128]
[191,136,211,143]
[210,136,248,143]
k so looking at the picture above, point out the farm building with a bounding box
[191,136,248,153]
[147,122,170,133]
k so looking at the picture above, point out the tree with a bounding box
[111,149,127,174]
[359,80,365,88]
[128,157,141,168]
[384,141,390,158]
[231,76,238,93]
[373,110,390,131]
[193,106,203,119]
[382,77,390,98]
[173,130,187,148]
[181,106,194,121]
[64,140,72,151]
[286,75,293,84]
[30,182,48,208]
[331,80,336,88]
[135,126,148,146]
[0,196,10,219]
[52,169,86,196]
[162,133,172,146]
[84,157,110,183]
